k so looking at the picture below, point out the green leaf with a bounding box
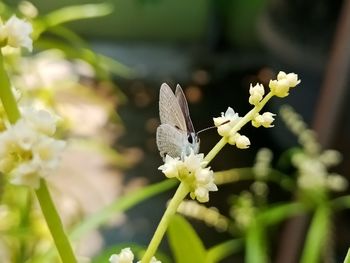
[43,3,113,28]
[245,222,268,263]
[331,195,350,211]
[300,205,331,263]
[205,239,243,263]
[257,202,306,226]
[343,248,350,263]
[168,215,206,263]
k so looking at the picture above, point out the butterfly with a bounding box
[156,83,200,160]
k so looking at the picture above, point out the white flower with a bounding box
[32,136,66,174]
[319,150,342,167]
[0,15,33,51]
[326,174,348,192]
[277,71,300,87]
[147,257,162,263]
[269,71,300,97]
[11,120,38,150]
[235,135,250,149]
[227,132,250,149]
[22,108,58,136]
[159,151,217,203]
[9,160,41,189]
[109,248,162,263]
[109,247,134,263]
[158,155,182,178]
[0,108,65,188]
[252,112,275,128]
[213,107,241,137]
[248,83,265,105]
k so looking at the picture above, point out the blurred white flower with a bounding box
[109,247,134,263]
[159,151,217,203]
[326,174,348,192]
[319,150,342,167]
[9,160,41,189]
[248,83,265,105]
[109,248,161,263]
[0,108,65,188]
[0,15,32,51]
[22,108,58,136]
[230,192,256,230]
[269,71,300,97]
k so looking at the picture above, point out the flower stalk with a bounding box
[141,182,190,263]
[0,50,77,263]
[204,92,273,164]
[0,52,21,123]
[137,73,300,262]
[35,179,77,263]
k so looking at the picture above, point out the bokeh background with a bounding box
[3,0,350,262]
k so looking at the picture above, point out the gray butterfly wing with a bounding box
[175,84,195,134]
[156,123,187,159]
[159,83,187,131]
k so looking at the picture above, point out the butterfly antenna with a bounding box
[197,120,230,135]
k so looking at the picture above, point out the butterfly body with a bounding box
[156,83,200,160]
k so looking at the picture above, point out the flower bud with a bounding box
[269,71,300,97]
[248,83,265,105]
[236,135,250,149]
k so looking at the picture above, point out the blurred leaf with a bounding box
[257,202,306,226]
[168,215,206,263]
[300,205,330,263]
[35,38,134,79]
[276,147,302,170]
[70,179,178,241]
[91,243,171,263]
[214,168,294,192]
[245,222,268,263]
[331,195,350,211]
[47,25,88,47]
[343,248,350,263]
[43,3,113,29]
[71,139,133,169]
[214,168,254,185]
[205,239,243,263]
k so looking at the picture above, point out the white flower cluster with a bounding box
[159,151,217,203]
[292,151,347,192]
[109,247,161,263]
[251,112,275,128]
[0,15,33,51]
[230,192,256,231]
[0,108,65,189]
[269,71,300,98]
[213,107,250,149]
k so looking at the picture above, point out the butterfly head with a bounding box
[181,132,200,157]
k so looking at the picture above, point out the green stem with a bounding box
[0,50,77,262]
[35,179,77,263]
[204,137,227,164]
[204,92,274,164]
[0,51,21,123]
[141,182,190,263]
